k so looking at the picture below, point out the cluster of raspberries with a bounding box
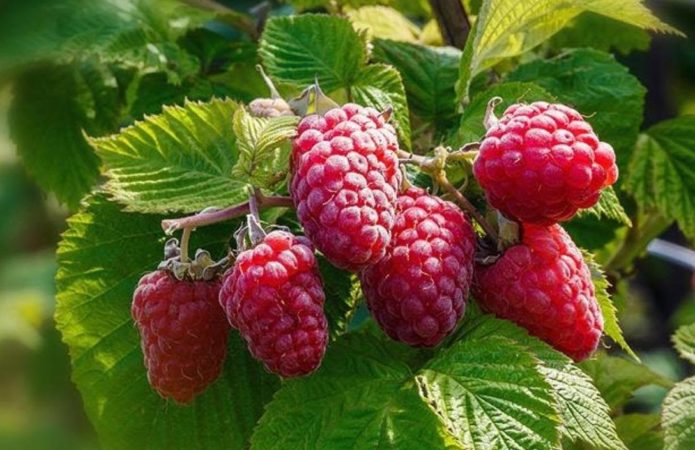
[472,101,616,361]
[131,100,617,404]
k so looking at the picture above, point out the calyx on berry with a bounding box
[157,232,228,281]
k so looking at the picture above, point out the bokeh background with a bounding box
[0,1,694,449]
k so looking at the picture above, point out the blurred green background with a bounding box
[0,98,97,448]
[1,1,694,449]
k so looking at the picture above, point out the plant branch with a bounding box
[436,169,499,244]
[447,142,480,162]
[397,150,432,168]
[604,211,672,275]
[399,147,498,244]
[161,195,294,234]
[428,0,471,49]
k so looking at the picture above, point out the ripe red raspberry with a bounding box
[360,188,476,347]
[473,101,618,224]
[219,230,328,377]
[472,224,603,361]
[132,271,229,404]
[290,103,402,272]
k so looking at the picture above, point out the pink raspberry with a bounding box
[360,188,476,347]
[290,103,402,272]
[473,224,603,361]
[132,271,229,404]
[473,101,618,224]
[219,230,328,377]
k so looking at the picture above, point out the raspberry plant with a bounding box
[5,0,695,448]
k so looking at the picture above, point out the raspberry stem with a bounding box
[161,195,294,234]
[246,186,267,245]
[179,227,192,263]
[435,167,499,244]
[446,142,480,161]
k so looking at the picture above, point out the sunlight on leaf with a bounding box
[91,98,245,214]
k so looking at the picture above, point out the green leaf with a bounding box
[453,81,554,146]
[317,257,362,338]
[464,315,626,450]
[549,13,651,55]
[55,195,279,450]
[289,0,432,17]
[673,323,695,364]
[564,216,623,252]
[258,15,410,146]
[259,15,367,93]
[535,354,626,450]
[126,67,265,121]
[76,60,123,136]
[9,64,101,209]
[624,117,695,242]
[347,6,421,42]
[580,353,673,411]
[352,64,411,148]
[455,19,477,101]
[284,0,330,11]
[372,40,461,129]
[458,0,678,95]
[231,109,298,189]
[0,0,128,69]
[0,0,212,75]
[576,187,632,226]
[250,330,459,450]
[662,376,695,450]
[614,414,663,450]
[583,252,637,359]
[508,49,646,173]
[91,98,245,214]
[253,314,577,450]
[419,334,561,450]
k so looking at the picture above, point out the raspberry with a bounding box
[290,103,402,272]
[472,224,603,361]
[359,188,476,347]
[473,101,618,224]
[132,271,229,404]
[219,230,328,377]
